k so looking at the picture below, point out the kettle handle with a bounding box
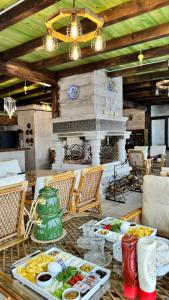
[59,208,64,218]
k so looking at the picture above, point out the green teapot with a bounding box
[33,186,64,241]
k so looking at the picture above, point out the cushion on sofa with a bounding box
[142,175,169,238]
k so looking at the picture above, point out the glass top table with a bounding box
[0,213,169,300]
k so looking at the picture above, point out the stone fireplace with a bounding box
[52,70,130,197]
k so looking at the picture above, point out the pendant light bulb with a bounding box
[67,13,82,40]
[24,80,28,95]
[70,15,79,39]
[94,28,105,52]
[155,88,159,96]
[44,31,58,52]
[69,42,81,60]
[138,51,144,64]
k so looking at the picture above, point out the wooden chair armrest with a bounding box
[73,189,79,195]
[145,158,153,163]
[69,189,79,214]
[121,208,142,223]
[161,154,166,160]
[24,199,32,206]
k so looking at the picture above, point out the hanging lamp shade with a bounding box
[69,41,81,60]
[91,28,105,52]
[138,52,144,64]
[4,96,17,119]
[67,13,82,40]
[44,31,58,52]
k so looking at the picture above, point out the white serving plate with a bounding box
[95,228,122,243]
[155,236,169,276]
[12,247,111,300]
[128,224,157,237]
[96,217,117,226]
[95,218,157,243]
[95,218,126,243]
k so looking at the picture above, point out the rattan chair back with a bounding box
[0,181,27,243]
[76,165,104,211]
[128,150,145,168]
[45,171,76,211]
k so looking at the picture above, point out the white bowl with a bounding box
[36,272,52,288]
[62,288,81,300]
[48,261,62,277]
[120,222,130,234]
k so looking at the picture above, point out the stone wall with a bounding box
[58,70,123,120]
[123,108,145,130]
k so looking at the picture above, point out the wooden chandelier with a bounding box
[45,8,104,43]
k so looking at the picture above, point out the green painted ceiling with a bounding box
[0,0,19,11]
[0,0,129,52]
[18,5,169,69]
[0,78,22,89]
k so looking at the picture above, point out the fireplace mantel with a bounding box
[52,70,131,196]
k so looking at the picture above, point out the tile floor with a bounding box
[102,191,142,218]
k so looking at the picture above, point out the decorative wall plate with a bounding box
[68,85,79,100]
[107,80,113,92]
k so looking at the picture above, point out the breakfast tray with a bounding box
[87,217,157,243]
[12,247,111,300]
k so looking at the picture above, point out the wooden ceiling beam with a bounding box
[124,86,156,93]
[0,81,34,95]
[101,0,169,26]
[16,93,51,103]
[123,69,169,85]
[142,97,169,103]
[123,100,146,109]
[143,100,169,105]
[124,82,155,91]
[10,87,51,101]
[125,93,156,99]
[56,44,169,78]
[2,37,44,61]
[51,85,59,118]
[124,89,160,96]
[127,100,169,106]
[2,0,169,61]
[17,96,51,106]
[31,22,169,70]
[108,60,168,78]
[0,75,12,84]
[0,60,57,85]
[0,0,61,31]
[125,94,169,101]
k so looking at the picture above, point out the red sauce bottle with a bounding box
[122,235,139,299]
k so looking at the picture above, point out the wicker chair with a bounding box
[45,171,76,212]
[128,150,153,192]
[72,165,104,214]
[149,145,166,169]
[161,167,169,176]
[121,175,169,238]
[128,150,153,175]
[0,181,28,251]
[134,146,148,160]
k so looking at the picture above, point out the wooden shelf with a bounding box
[0,115,17,126]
